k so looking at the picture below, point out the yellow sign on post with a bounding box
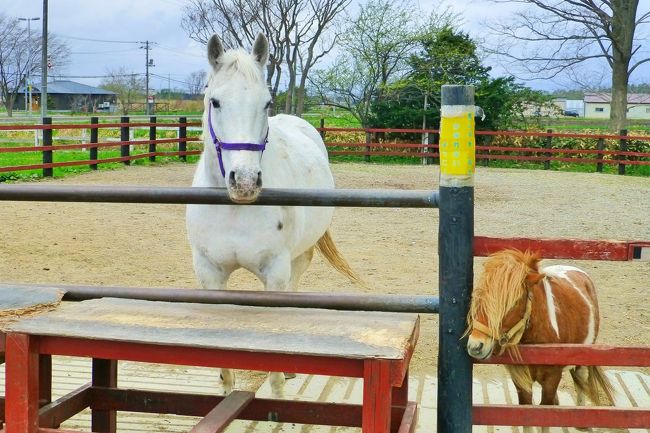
[439,111,475,177]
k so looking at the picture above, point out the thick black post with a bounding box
[90,117,98,170]
[149,116,156,162]
[437,85,474,433]
[179,116,187,162]
[364,131,371,162]
[91,358,117,432]
[120,116,130,165]
[42,117,53,177]
[544,129,553,170]
[319,117,325,141]
[618,129,627,175]
[596,137,605,173]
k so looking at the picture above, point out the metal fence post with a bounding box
[42,117,53,177]
[596,137,605,173]
[90,117,98,170]
[618,129,627,175]
[438,85,474,433]
[544,129,553,170]
[179,116,187,162]
[149,116,156,162]
[120,116,130,165]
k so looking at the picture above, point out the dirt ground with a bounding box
[0,162,648,380]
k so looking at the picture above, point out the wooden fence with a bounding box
[318,122,650,175]
[0,117,202,177]
[2,119,650,177]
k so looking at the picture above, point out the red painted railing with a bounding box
[2,122,650,176]
[317,126,650,173]
[0,118,202,177]
[474,345,650,429]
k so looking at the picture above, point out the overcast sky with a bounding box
[3,0,650,93]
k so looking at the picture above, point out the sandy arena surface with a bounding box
[0,162,648,381]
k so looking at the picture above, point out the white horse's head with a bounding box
[204,34,271,203]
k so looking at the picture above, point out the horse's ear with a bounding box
[524,250,543,284]
[252,33,269,67]
[525,271,544,285]
[207,34,224,71]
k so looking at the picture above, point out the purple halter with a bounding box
[207,107,268,178]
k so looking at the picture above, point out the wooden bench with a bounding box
[2,295,420,433]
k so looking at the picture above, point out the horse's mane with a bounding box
[469,249,540,340]
[209,48,263,84]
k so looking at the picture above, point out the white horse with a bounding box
[186,34,360,397]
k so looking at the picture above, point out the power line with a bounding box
[156,45,204,59]
[58,34,141,44]
[151,73,190,86]
[56,73,145,79]
[70,48,141,55]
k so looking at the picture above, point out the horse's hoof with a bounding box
[283,372,297,379]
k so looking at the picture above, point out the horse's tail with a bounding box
[583,366,615,405]
[572,366,615,405]
[316,230,366,288]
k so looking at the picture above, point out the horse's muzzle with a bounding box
[227,170,262,203]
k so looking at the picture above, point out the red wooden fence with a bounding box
[0,118,202,176]
[2,121,649,177]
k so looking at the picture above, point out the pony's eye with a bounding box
[211,99,221,109]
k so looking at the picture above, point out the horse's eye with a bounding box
[211,99,221,109]
[264,101,273,110]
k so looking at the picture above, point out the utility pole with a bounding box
[18,17,40,116]
[140,40,155,115]
[40,0,48,119]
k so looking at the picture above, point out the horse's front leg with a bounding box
[257,252,293,398]
[514,380,534,433]
[539,368,563,433]
[191,249,236,394]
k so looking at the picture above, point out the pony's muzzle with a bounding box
[467,336,493,360]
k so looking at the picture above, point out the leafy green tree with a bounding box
[371,26,553,131]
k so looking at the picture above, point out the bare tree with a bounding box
[486,0,650,131]
[182,0,286,104]
[310,1,450,126]
[100,68,145,115]
[181,0,349,116]
[0,13,70,116]
[186,70,207,96]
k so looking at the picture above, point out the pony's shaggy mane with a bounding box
[469,249,538,341]
[209,48,263,84]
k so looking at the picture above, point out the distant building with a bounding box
[14,80,117,112]
[584,92,650,119]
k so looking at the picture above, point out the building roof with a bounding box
[18,80,116,96]
[584,92,650,104]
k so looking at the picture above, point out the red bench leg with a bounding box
[92,359,118,433]
[6,333,39,433]
[363,360,392,433]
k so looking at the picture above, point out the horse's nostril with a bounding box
[229,171,236,184]
[256,171,262,187]
[477,342,483,351]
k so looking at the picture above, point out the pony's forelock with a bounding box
[208,48,263,84]
[469,249,539,342]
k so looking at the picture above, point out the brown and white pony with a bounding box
[466,250,614,428]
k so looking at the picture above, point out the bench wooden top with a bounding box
[6,297,419,360]
[0,285,64,318]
